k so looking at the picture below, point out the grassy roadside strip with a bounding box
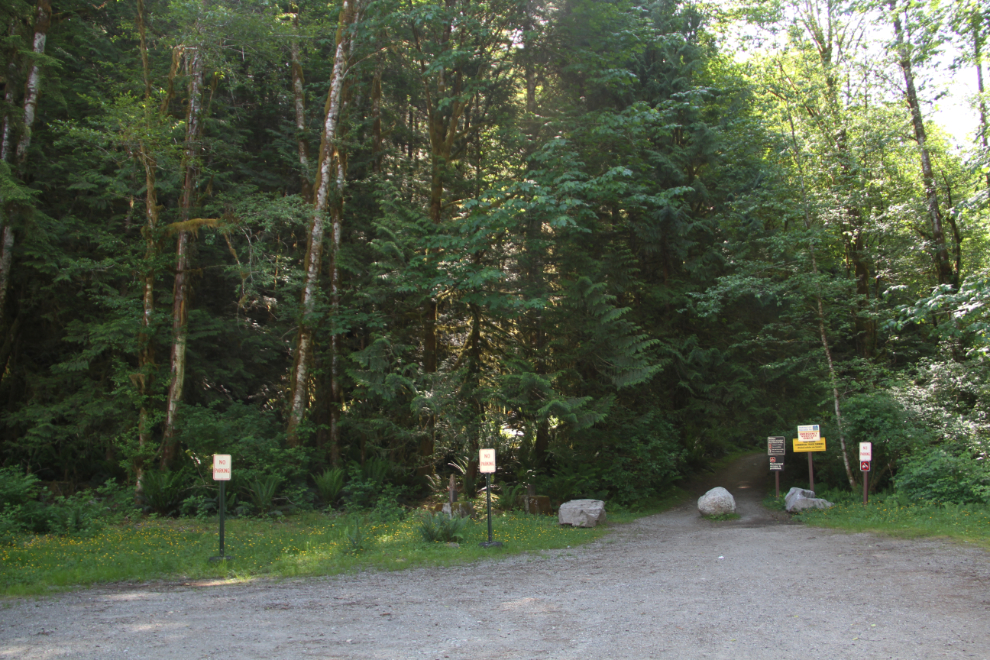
[774,490,990,551]
[0,495,681,598]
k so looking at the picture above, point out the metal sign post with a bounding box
[478,449,502,548]
[210,455,232,562]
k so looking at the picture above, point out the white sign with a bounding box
[797,425,820,442]
[859,442,872,461]
[479,449,496,474]
[213,454,231,481]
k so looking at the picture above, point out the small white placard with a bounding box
[859,442,872,462]
[213,454,231,481]
[479,449,496,474]
[797,424,820,442]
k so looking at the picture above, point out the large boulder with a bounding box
[698,487,736,516]
[784,487,833,513]
[558,499,607,528]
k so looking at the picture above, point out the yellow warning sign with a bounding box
[793,438,826,452]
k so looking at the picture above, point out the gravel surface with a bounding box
[2,453,989,659]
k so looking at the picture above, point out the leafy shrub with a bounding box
[0,505,25,546]
[140,470,188,515]
[894,448,990,505]
[370,485,407,523]
[313,468,346,507]
[360,458,391,486]
[47,493,102,536]
[418,512,469,543]
[500,483,528,511]
[342,516,372,554]
[245,474,282,515]
[0,467,41,508]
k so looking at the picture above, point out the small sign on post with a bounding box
[796,425,825,491]
[478,449,501,548]
[767,436,785,498]
[210,455,232,562]
[859,442,872,462]
[859,442,873,506]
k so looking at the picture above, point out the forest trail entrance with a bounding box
[2,453,989,659]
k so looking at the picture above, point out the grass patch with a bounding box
[0,498,679,597]
[794,490,990,550]
[702,512,741,522]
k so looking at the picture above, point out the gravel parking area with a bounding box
[2,453,989,659]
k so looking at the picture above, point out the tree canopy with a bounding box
[1,0,988,508]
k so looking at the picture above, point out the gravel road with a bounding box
[2,453,989,659]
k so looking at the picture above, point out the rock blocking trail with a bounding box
[2,453,989,659]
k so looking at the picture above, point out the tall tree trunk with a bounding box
[286,0,358,446]
[1,22,18,163]
[161,46,205,468]
[786,110,858,492]
[890,2,954,288]
[135,0,157,492]
[974,13,990,192]
[290,12,312,201]
[0,0,50,328]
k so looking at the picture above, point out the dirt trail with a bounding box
[2,453,989,659]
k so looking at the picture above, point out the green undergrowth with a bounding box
[0,499,677,597]
[789,490,990,550]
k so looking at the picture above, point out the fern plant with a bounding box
[418,512,469,543]
[245,474,281,515]
[313,468,346,507]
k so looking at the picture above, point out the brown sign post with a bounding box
[767,437,785,498]
[860,442,872,505]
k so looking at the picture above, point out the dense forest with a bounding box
[1,0,988,514]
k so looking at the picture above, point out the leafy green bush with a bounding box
[140,470,188,515]
[245,474,282,515]
[0,467,41,508]
[500,483,528,511]
[418,512,469,543]
[894,448,990,505]
[313,468,346,507]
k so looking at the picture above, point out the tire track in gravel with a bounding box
[2,452,989,660]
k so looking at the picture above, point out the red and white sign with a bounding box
[797,425,820,442]
[479,449,496,474]
[213,454,231,481]
[859,442,872,461]
[860,461,870,472]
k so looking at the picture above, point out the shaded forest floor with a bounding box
[2,454,989,659]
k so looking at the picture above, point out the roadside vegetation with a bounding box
[766,488,990,550]
[0,473,680,597]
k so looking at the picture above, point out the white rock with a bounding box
[784,486,833,513]
[698,487,736,516]
[558,499,607,528]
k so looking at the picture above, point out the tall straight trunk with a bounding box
[286,0,358,446]
[290,13,312,201]
[136,142,158,484]
[371,55,382,174]
[0,0,50,328]
[786,110,857,492]
[890,2,954,288]
[135,0,157,491]
[974,15,990,192]
[328,156,345,465]
[1,22,18,163]
[161,47,205,468]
